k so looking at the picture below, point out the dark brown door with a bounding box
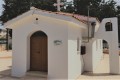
[30,31,48,72]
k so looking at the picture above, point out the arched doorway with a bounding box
[30,31,48,72]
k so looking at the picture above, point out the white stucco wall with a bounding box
[95,17,119,74]
[83,39,103,72]
[83,41,93,71]
[92,39,103,72]
[83,17,119,74]
[80,18,101,72]
[11,15,69,79]
[68,22,83,79]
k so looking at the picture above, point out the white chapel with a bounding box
[4,6,120,80]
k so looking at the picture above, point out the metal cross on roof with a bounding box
[53,0,64,12]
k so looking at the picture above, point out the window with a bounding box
[81,46,86,55]
[105,22,113,31]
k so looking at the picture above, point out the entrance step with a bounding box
[27,71,47,78]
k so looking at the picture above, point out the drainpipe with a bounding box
[6,28,9,51]
[87,6,90,42]
[91,22,96,38]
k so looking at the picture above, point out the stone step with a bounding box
[27,71,47,78]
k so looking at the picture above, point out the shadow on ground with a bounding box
[0,68,47,80]
[82,72,119,76]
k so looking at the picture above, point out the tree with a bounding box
[116,6,120,43]
[117,6,120,15]
[74,0,90,15]
[73,0,103,16]
[61,1,75,13]
[0,0,57,24]
[0,0,30,24]
[98,0,117,20]
[0,0,120,23]
[73,0,118,21]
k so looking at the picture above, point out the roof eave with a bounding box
[4,8,89,29]
[4,10,33,28]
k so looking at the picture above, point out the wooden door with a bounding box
[30,32,48,72]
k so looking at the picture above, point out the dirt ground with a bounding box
[1,51,120,80]
[0,51,47,80]
[78,54,120,80]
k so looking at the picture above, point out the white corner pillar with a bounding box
[109,41,119,74]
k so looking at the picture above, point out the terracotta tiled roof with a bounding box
[34,8,100,24]
[5,7,100,27]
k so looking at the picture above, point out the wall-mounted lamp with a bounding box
[54,40,62,45]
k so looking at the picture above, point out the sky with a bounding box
[0,0,4,16]
[67,0,120,4]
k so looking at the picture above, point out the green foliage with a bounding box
[61,1,75,13]
[74,0,89,15]
[98,0,117,20]
[0,0,120,23]
[0,0,57,24]
[65,0,119,21]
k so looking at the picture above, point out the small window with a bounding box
[105,22,113,31]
